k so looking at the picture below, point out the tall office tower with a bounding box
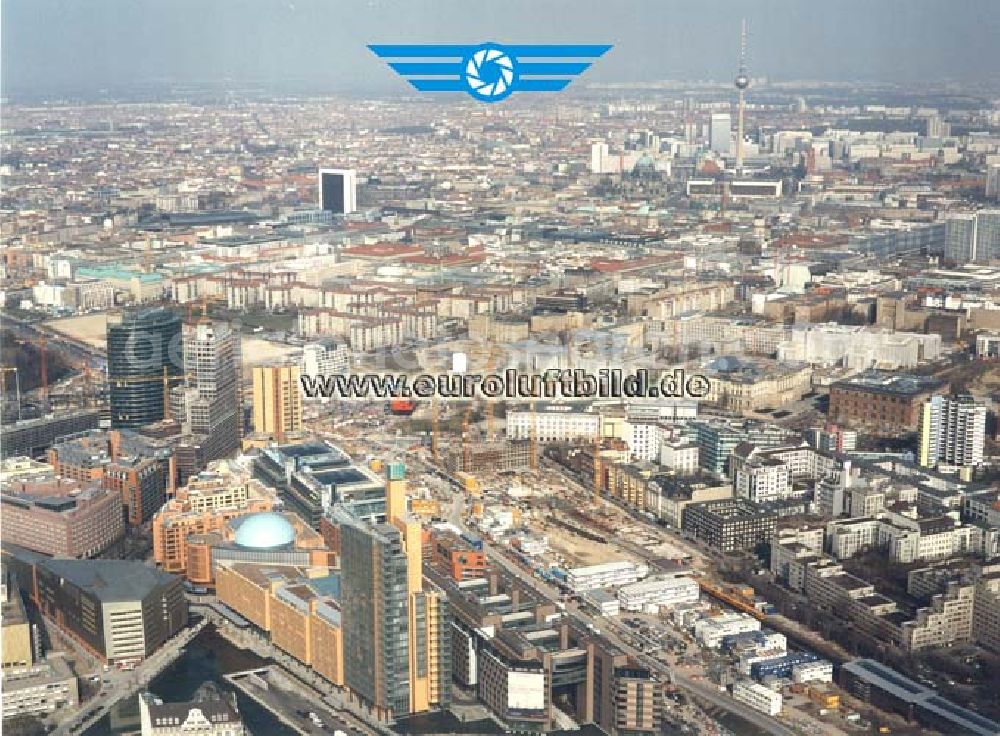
[944,213,978,264]
[710,113,732,155]
[251,365,302,442]
[340,516,412,718]
[734,19,750,173]
[987,165,1000,201]
[174,321,242,462]
[590,142,610,174]
[108,308,183,429]
[318,168,357,214]
[919,395,986,470]
[976,209,1000,263]
[339,464,451,719]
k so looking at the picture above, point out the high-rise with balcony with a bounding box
[918,394,986,472]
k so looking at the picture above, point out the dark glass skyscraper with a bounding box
[318,168,357,214]
[108,308,183,429]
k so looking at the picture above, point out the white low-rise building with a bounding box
[739,648,787,676]
[618,575,700,612]
[1,656,79,719]
[566,560,649,592]
[791,660,834,684]
[694,613,761,648]
[734,457,791,504]
[777,323,940,370]
[660,439,700,475]
[583,589,621,617]
[624,421,665,462]
[732,680,782,717]
[506,405,600,443]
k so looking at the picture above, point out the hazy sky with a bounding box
[3,0,998,98]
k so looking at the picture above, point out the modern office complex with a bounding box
[254,440,384,528]
[108,307,183,429]
[943,210,1000,264]
[682,498,777,552]
[318,168,357,214]
[3,549,187,664]
[151,459,278,579]
[104,454,167,525]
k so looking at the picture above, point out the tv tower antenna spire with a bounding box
[734,18,750,175]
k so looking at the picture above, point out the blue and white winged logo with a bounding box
[368,42,612,103]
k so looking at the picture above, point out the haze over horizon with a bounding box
[3,0,999,101]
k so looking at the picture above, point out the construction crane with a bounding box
[461,340,499,471]
[142,234,154,273]
[39,337,49,412]
[185,295,213,323]
[528,398,538,471]
[593,432,603,499]
[430,391,440,464]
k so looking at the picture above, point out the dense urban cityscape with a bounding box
[2,3,1000,736]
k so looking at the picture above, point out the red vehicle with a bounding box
[389,399,416,415]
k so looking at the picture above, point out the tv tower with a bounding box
[734,18,750,175]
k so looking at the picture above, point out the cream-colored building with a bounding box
[252,365,303,442]
[703,357,813,415]
[2,577,33,671]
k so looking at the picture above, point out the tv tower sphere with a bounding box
[735,73,750,90]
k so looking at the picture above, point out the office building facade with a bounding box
[4,551,187,665]
[682,499,777,552]
[104,455,167,526]
[175,321,242,462]
[944,210,1000,264]
[1,478,124,558]
[109,308,183,429]
[318,168,358,214]
[710,113,732,155]
[251,365,303,442]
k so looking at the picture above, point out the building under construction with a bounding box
[443,440,531,475]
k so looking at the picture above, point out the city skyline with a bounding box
[2,2,1000,735]
[3,0,1000,101]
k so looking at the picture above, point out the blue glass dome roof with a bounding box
[233,512,295,549]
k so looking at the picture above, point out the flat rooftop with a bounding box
[832,370,944,396]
